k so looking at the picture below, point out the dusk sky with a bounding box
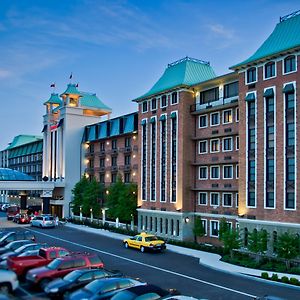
[0,0,299,149]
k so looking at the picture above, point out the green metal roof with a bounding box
[44,93,63,105]
[79,92,112,112]
[60,83,81,96]
[5,135,42,150]
[133,57,216,101]
[8,140,43,158]
[231,11,300,69]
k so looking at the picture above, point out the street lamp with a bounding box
[90,208,93,223]
[79,206,82,222]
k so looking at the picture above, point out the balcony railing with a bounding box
[190,96,238,113]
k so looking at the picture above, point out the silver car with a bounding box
[0,269,19,293]
[30,215,55,228]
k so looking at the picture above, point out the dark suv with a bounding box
[0,231,36,247]
[26,253,104,289]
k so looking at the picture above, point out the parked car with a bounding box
[123,232,166,252]
[0,231,36,247]
[0,204,10,212]
[67,277,146,300]
[13,213,31,224]
[0,269,19,293]
[111,284,178,300]
[30,214,55,228]
[26,252,104,289]
[44,268,123,298]
[255,297,287,300]
[162,296,203,300]
[6,206,20,220]
[0,243,48,261]
[0,240,33,255]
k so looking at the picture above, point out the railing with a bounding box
[190,96,238,113]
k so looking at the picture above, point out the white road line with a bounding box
[17,285,32,297]
[27,228,256,298]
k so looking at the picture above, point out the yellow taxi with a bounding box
[123,232,166,253]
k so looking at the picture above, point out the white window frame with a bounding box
[151,98,157,111]
[245,66,258,85]
[210,220,219,237]
[223,165,233,179]
[210,112,220,126]
[223,109,233,124]
[222,137,233,152]
[210,192,220,207]
[160,95,168,108]
[198,114,208,129]
[199,140,208,154]
[210,138,220,153]
[235,107,239,123]
[201,219,208,236]
[236,136,239,150]
[223,193,233,207]
[198,192,207,206]
[210,165,220,180]
[171,91,178,105]
[282,54,297,75]
[199,166,208,180]
[263,61,277,80]
[142,101,148,113]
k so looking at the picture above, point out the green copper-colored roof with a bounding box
[133,57,216,101]
[79,92,112,112]
[231,12,300,69]
[8,140,43,159]
[44,93,63,105]
[5,135,42,150]
[60,84,81,96]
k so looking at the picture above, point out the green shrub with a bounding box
[271,273,278,281]
[290,267,300,275]
[281,276,289,283]
[261,272,269,279]
[289,278,299,286]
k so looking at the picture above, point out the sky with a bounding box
[0,0,299,149]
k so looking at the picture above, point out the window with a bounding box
[210,220,219,237]
[199,166,208,180]
[124,172,131,183]
[287,158,295,181]
[161,95,167,107]
[111,173,117,183]
[284,55,296,74]
[99,173,105,183]
[249,160,255,182]
[124,155,131,165]
[210,112,220,126]
[266,159,274,182]
[266,96,274,113]
[112,140,117,150]
[199,140,208,154]
[151,98,157,110]
[286,192,295,209]
[223,165,233,179]
[249,129,255,150]
[200,87,219,104]
[287,123,295,146]
[100,158,105,167]
[223,193,232,207]
[210,193,219,206]
[142,101,148,113]
[266,192,274,208]
[246,67,257,83]
[267,126,274,149]
[236,108,239,122]
[125,137,131,147]
[264,61,275,79]
[171,92,178,104]
[224,81,238,99]
[210,166,220,179]
[236,193,239,207]
[223,137,232,152]
[223,109,232,124]
[198,192,207,205]
[236,164,239,179]
[100,142,105,151]
[286,92,295,110]
[210,139,220,153]
[201,219,207,235]
[248,192,255,207]
[199,115,207,128]
[111,156,117,166]
[248,101,255,116]
[236,136,239,150]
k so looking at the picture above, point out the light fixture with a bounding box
[106,190,109,195]
[184,217,190,223]
[133,154,136,158]
[106,141,110,145]
[133,172,136,176]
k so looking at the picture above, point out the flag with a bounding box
[50,83,55,88]
[69,73,73,79]
[76,83,79,88]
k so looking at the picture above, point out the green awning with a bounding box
[150,117,156,123]
[170,112,177,119]
[141,119,147,125]
[245,92,256,102]
[159,115,167,121]
[263,88,274,97]
[283,83,294,93]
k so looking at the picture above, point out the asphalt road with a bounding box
[1,213,300,300]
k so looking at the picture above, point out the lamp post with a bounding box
[79,206,82,222]
[90,208,93,223]
[102,208,107,226]
[130,214,134,231]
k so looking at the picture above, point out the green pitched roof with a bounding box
[231,12,300,69]
[5,135,42,150]
[133,57,216,101]
[79,92,112,112]
[44,93,63,105]
[60,83,81,96]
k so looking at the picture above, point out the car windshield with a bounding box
[111,291,134,300]
[15,246,27,254]
[11,243,23,251]
[47,259,62,270]
[85,280,105,293]
[64,270,81,282]
[145,236,158,242]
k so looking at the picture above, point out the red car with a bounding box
[13,213,31,224]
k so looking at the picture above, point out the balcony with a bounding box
[190,96,238,113]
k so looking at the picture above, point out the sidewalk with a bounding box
[66,222,300,281]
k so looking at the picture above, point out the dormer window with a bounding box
[284,55,296,74]
[171,92,178,104]
[151,98,157,110]
[69,97,77,106]
[264,61,276,79]
[142,101,148,113]
[246,67,257,84]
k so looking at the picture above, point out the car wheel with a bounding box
[140,246,145,253]
[0,283,12,294]
[124,242,129,249]
[40,278,50,290]
[39,224,43,228]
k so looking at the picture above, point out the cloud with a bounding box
[0,69,12,79]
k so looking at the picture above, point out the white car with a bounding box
[30,215,55,228]
[0,269,19,293]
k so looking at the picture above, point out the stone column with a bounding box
[41,190,52,214]
[20,192,27,210]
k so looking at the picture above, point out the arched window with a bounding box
[284,55,296,73]
[264,61,275,78]
[154,217,157,232]
[145,216,148,231]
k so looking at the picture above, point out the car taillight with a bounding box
[21,218,25,222]
[43,220,45,224]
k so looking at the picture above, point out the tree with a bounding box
[72,176,89,215]
[277,232,299,270]
[193,216,205,242]
[219,218,230,241]
[247,229,268,263]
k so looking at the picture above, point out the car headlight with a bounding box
[49,287,59,293]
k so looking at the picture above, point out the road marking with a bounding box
[26,228,256,298]
[17,284,32,297]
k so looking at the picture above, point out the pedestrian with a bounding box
[55,215,59,227]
